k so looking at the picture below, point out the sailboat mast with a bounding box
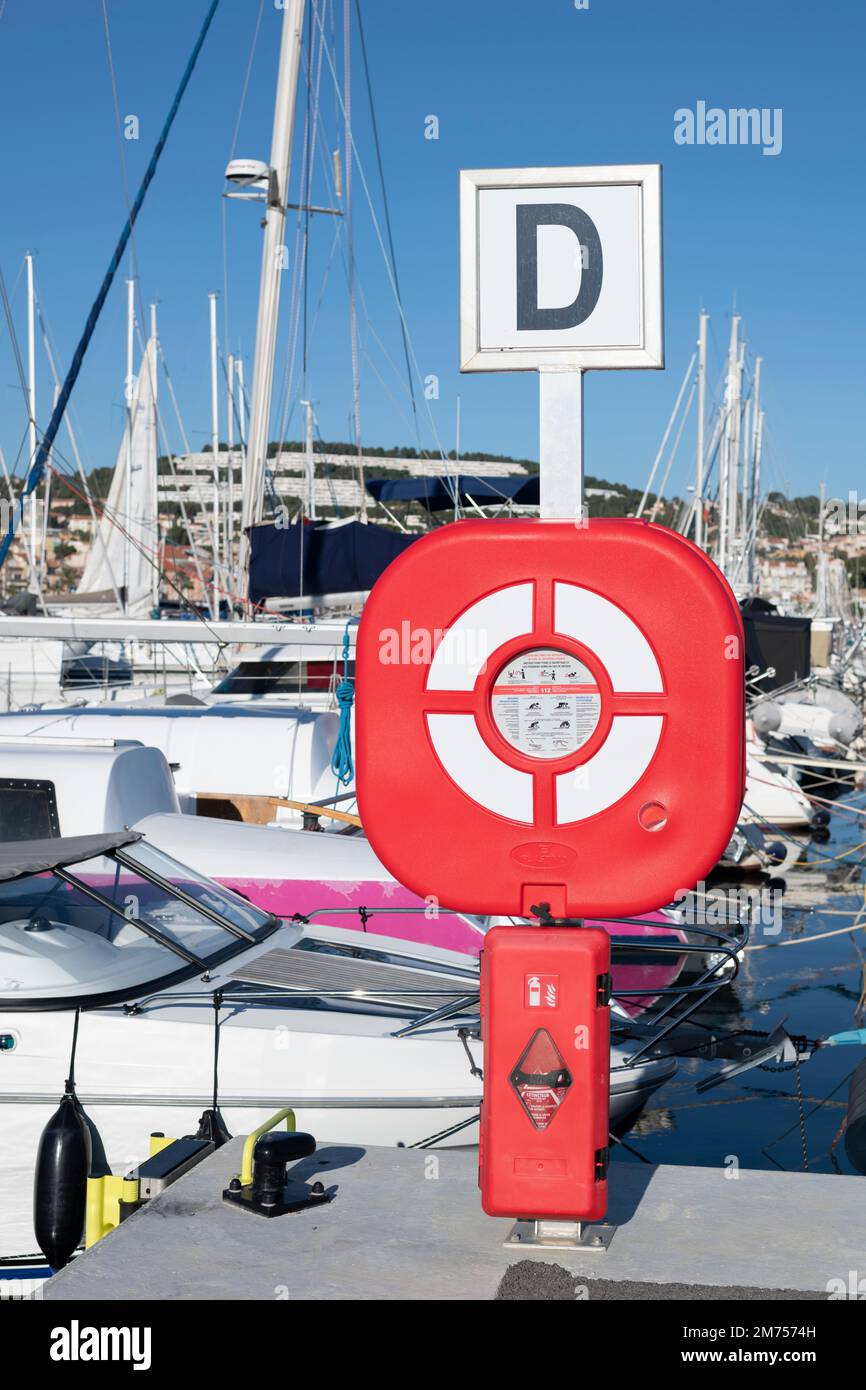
[819,479,826,548]
[301,398,316,521]
[124,276,135,613]
[227,351,235,585]
[739,394,751,578]
[748,357,762,587]
[719,315,739,575]
[26,253,38,593]
[236,357,246,466]
[240,0,306,594]
[209,290,221,619]
[344,0,366,521]
[149,302,160,613]
[695,310,708,549]
[728,341,743,576]
[236,356,247,532]
[454,395,461,522]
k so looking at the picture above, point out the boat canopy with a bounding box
[0,830,142,883]
[364,475,540,510]
[0,835,278,1010]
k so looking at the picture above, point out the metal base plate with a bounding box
[504,1218,616,1251]
[223,1178,332,1219]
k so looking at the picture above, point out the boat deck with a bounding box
[43,1138,859,1300]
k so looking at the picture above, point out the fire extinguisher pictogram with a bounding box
[510,1028,572,1131]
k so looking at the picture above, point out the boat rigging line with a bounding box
[309,0,450,466]
[0,0,222,573]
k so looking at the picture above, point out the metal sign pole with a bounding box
[539,366,584,524]
[442,163,667,1237]
[533,363,606,1250]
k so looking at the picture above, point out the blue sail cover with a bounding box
[248,520,417,605]
[365,475,539,510]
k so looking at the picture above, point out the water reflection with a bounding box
[616,794,866,1175]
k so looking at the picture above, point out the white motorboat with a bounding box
[0,703,346,826]
[0,828,676,1265]
[743,744,814,830]
[0,732,690,997]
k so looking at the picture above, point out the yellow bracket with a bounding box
[236,1107,296,1189]
[149,1133,177,1158]
[85,1174,141,1249]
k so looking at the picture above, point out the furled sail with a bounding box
[77,338,159,615]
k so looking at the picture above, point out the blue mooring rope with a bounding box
[330,622,355,787]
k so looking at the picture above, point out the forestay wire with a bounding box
[0,0,221,570]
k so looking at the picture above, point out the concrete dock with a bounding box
[44,1140,859,1300]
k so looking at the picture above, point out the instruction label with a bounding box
[491,647,600,760]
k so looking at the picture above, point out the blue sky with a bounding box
[0,0,863,501]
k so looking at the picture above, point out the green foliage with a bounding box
[53,445,828,541]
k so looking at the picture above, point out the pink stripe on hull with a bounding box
[216,877,686,1011]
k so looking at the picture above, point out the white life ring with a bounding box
[424,581,665,826]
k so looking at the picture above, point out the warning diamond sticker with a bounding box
[510,1028,573,1131]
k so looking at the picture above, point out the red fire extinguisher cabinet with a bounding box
[480,925,611,1220]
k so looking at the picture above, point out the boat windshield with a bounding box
[0,840,276,1009]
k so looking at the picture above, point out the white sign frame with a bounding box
[459,164,664,372]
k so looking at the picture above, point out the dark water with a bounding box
[616,791,866,1175]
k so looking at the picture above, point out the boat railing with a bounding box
[124,904,752,1071]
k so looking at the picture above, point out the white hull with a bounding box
[743,750,813,829]
[0,634,227,709]
[0,919,486,1261]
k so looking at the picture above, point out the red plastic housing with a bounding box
[479,925,611,1220]
[356,518,745,918]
